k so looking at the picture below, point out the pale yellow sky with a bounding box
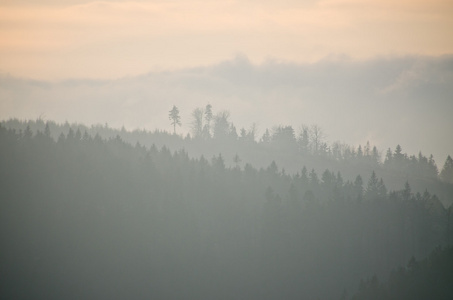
[1,0,452,79]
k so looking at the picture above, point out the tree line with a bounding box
[2,108,452,204]
[171,104,450,177]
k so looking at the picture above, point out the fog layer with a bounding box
[1,55,452,161]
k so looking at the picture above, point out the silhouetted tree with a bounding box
[402,181,412,201]
[301,166,308,183]
[298,125,310,153]
[272,125,297,150]
[169,105,181,134]
[384,148,393,166]
[44,122,51,138]
[371,146,380,164]
[394,144,404,162]
[357,145,363,160]
[213,111,231,140]
[309,168,319,186]
[203,103,213,138]
[366,171,379,200]
[310,124,325,155]
[261,129,271,143]
[190,107,204,138]
[354,175,364,201]
[440,155,453,183]
[233,153,241,169]
[377,178,387,198]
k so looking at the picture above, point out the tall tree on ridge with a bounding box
[190,107,204,138]
[213,110,231,140]
[311,124,325,155]
[203,104,213,138]
[169,105,181,134]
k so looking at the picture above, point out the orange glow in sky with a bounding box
[1,0,453,79]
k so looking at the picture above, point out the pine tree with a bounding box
[354,175,363,201]
[298,125,310,153]
[169,105,181,134]
[261,129,271,143]
[384,148,392,166]
[440,155,453,183]
[357,145,363,159]
[377,178,387,198]
[322,169,334,186]
[366,171,379,200]
[402,181,412,201]
[44,122,51,138]
[23,125,33,139]
[301,166,308,183]
[233,153,241,169]
[371,146,380,164]
[203,103,213,138]
[336,171,344,187]
[394,144,404,164]
[309,168,319,186]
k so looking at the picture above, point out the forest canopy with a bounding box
[1,119,452,299]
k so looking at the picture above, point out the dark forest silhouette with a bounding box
[3,112,452,205]
[350,246,453,300]
[1,116,452,299]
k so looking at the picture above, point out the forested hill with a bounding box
[2,118,453,207]
[1,123,452,299]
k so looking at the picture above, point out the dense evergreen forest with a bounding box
[350,246,453,300]
[1,117,452,299]
[3,114,453,206]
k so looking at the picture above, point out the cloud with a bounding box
[1,54,452,162]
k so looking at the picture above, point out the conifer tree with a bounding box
[354,175,364,201]
[203,103,213,138]
[169,105,181,134]
[440,155,453,183]
[366,171,379,200]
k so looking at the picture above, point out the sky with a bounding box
[1,0,453,162]
[1,0,453,79]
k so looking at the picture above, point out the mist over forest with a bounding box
[2,0,453,298]
[2,55,453,162]
[1,113,453,299]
